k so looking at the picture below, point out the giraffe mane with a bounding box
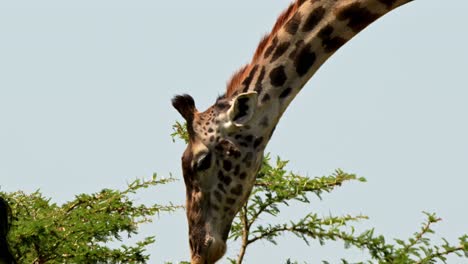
[225,0,305,98]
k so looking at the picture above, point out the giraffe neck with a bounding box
[172,1,415,262]
[225,0,413,130]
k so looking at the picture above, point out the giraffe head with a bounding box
[172,91,273,263]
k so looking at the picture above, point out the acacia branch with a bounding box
[403,216,441,253]
[415,245,466,264]
[236,205,250,264]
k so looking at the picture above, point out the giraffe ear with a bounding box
[172,94,197,122]
[227,92,258,126]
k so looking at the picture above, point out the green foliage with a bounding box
[318,212,468,264]
[229,155,468,264]
[1,175,179,264]
[171,121,189,144]
[231,157,468,263]
[228,155,369,263]
[388,212,468,263]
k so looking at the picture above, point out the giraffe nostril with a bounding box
[205,237,213,248]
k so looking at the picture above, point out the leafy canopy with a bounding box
[2,175,179,263]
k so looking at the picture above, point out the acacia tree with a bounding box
[1,175,178,263]
[228,155,468,263]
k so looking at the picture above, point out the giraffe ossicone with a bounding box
[172,0,414,263]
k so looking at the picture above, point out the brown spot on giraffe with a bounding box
[318,25,348,53]
[336,2,380,33]
[254,66,266,94]
[378,0,398,9]
[285,12,302,35]
[242,65,259,92]
[218,171,232,186]
[225,197,236,205]
[271,41,291,63]
[254,137,264,149]
[239,172,247,180]
[269,65,288,86]
[302,6,326,32]
[230,184,243,196]
[223,160,232,171]
[279,87,293,99]
[294,43,316,76]
[263,36,278,59]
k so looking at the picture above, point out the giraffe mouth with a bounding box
[200,235,215,255]
[191,235,226,264]
[206,236,226,264]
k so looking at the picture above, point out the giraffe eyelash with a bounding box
[194,152,212,171]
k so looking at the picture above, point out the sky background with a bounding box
[1,0,467,263]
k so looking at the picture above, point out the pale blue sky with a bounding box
[1,0,467,263]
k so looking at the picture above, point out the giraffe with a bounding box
[172,0,414,263]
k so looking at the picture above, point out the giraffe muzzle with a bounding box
[190,235,226,264]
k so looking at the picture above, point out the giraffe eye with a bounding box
[195,152,212,171]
